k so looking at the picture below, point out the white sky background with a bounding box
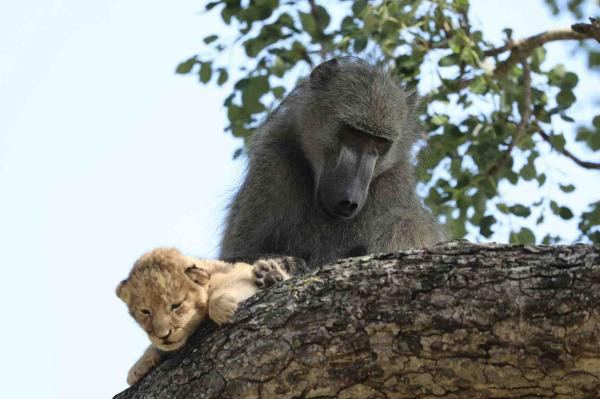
[0,1,598,398]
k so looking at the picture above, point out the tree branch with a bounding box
[484,28,588,57]
[536,128,600,170]
[572,18,600,43]
[453,21,598,91]
[115,242,600,398]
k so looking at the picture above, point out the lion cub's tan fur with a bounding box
[117,247,288,385]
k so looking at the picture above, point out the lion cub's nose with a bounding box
[156,329,171,340]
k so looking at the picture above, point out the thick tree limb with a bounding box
[115,241,600,399]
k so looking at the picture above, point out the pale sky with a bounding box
[0,1,598,398]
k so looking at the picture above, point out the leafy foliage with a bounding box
[178,0,600,244]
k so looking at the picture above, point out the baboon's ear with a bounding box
[116,279,130,303]
[310,58,339,87]
[185,265,210,286]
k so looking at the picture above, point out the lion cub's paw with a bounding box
[253,259,288,288]
[127,347,161,385]
[253,256,306,288]
[209,293,239,325]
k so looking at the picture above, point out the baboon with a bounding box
[220,58,446,269]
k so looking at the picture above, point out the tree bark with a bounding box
[115,241,600,399]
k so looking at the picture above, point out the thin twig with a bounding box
[536,129,600,170]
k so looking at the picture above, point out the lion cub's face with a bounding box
[116,248,210,351]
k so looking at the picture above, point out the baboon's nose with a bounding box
[337,200,359,217]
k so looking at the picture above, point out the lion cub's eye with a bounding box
[171,302,182,310]
[141,309,151,315]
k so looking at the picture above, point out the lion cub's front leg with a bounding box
[127,345,162,385]
[208,262,256,325]
[208,291,240,325]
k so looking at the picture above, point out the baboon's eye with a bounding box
[141,309,151,315]
[372,136,391,155]
[171,302,182,310]
[340,123,391,155]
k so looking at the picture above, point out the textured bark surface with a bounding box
[115,241,600,399]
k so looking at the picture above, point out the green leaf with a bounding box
[562,72,578,89]
[353,35,367,52]
[559,207,574,220]
[550,201,574,220]
[556,89,576,108]
[548,134,566,151]
[272,86,285,99]
[217,69,228,85]
[469,76,488,94]
[232,148,244,159]
[508,204,531,217]
[315,5,331,30]
[520,161,536,181]
[175,57,197,74]
[277,12,294,28]
[205,1,220,11]
[589,50,600,68]
[352,0,367,15]
[536,173,546,186]
[341,16,357,33]
[496,203,510,214]
[559,183,575,193]
[439,53,460,67]
[510,227,535,244]
[479,215,496,237]
[431,115,449,126]
[199,62,212,83]
[299,12,316,34]
[203,35,219,44]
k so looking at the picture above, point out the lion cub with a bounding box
[116,247,292,385]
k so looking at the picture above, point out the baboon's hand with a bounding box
[277,256,308,274]
[253,256,307,288]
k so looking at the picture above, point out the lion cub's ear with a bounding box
[116,279,130,303]
[185,265,210,286]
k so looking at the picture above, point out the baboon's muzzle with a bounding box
[317,145,377,220]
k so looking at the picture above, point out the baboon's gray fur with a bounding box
[220,58,446,269]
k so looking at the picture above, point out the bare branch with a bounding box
[484,28,588,57]
[536,129,600,170]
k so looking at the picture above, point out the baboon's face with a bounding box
[315,123,391,220]
[302,58,414,221]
